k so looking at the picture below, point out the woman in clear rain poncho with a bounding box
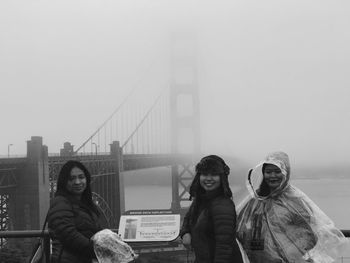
[236,151,348,263]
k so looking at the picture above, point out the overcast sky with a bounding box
[1,0,349,168]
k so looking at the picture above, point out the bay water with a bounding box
[124,178,350,260]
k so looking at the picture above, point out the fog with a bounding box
[1,0,350,169]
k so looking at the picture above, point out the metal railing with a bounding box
[0,230,349,263]
[0,230,51,262]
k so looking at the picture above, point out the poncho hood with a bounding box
[248,151,291,199]
[237,151,349,263]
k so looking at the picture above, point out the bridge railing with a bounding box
[0,230,349,262]
[0,230,51,262]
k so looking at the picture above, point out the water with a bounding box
[124,184,242,211]
[292,178,350,262]
[125,179,350,229]
[124,178,350,261]
[125,185,173,210]
[292,178,350,230]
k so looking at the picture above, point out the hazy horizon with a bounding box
[1,0,350,168]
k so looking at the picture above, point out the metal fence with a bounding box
[0,230,349,263]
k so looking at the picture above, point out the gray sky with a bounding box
[1,0,350,167]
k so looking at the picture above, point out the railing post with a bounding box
[44,234,51,263]
[171,165,181,213]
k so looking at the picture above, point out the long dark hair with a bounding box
[188,155,232,224]
[56,160,99,215]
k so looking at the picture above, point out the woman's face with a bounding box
[263,164,284,190]
[66,167,87,196]
[200,173,221,192]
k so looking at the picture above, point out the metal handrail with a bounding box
[0,229,49,238]
[2,229,349,238]
[1,229,349,263]
[0,230,51,262]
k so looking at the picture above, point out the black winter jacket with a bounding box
[180,190,243,263]
[48,194,102,263]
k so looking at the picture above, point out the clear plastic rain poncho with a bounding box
[236,152,348,263]
[92,229,138,263]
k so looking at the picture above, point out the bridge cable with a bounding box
[74,57,162,154]
[121,86,168,149]
[74,87,136,154]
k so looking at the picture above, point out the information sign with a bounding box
[118,210,180,242]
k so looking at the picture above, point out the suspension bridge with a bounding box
[0,33,204,261]
[0,32,349,262]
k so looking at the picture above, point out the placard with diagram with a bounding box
[118,210,180,242]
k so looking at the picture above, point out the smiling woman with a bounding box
[262,164,284,190]
[237,151,348,263]
[65,167,87,197]
[180,155,244,263]
[199,173,221,192]
[256,163,286,197]
[47,160,104,263]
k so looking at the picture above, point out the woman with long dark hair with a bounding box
[48,160,103,263]
[180,155,243,263]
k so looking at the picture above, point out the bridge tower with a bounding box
[170,32,201,212]
[0,137,50,232]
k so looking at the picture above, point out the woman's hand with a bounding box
[182,233,192,250]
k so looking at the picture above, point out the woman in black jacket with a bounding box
[48,160,103,263]
[180,155,244,263]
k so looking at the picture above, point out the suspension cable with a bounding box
[74,57,162,154]
[121,86,168,149]
[74,87,137,154]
